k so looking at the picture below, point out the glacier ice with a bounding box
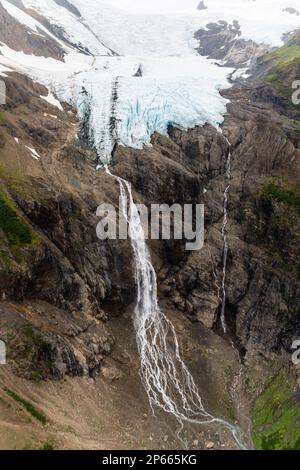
[1,0,299,162]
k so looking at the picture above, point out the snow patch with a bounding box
[231,68,251,80]
[40,92,64,111]
[43,113,58,119]
[25,145,41,159]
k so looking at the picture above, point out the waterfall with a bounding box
[105,167,246,450]
[220,139,232,334]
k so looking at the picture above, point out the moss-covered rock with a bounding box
[254,32,300,118]
[0,187,39,246]
[252,371,300,450]
[265,33,300,68]
[263,180,300,216]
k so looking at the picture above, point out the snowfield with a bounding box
[0,0,299,162]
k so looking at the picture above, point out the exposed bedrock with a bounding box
[194,21,269,68]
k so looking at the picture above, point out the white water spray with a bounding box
[106,167,246,449]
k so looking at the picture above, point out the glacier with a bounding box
[0,0,300,162]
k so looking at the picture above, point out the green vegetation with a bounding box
[263,180,300,216]
[293,126,300,139]
[252,371,300,450]
[22,325,51,355]
[264,72,299,111]
[21,324,55,379]
[263,32,300,69]
[0,188,39,246]
[263,33,300,112]
[226,403,236,423]
[266,43,300,69]
[21,437,56,451]
[0,164,30,197]
[39,440,55,451]
[4,387,48,425]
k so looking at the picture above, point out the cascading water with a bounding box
[105,167,246,450]
[220,138,232,334]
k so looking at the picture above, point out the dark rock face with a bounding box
[133,64,143,77]
[194,21,268,68]
[53,0,81,17]
[197,1,207,10]
[283,7,299,16]
[0,301,114,379]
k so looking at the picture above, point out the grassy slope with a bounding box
[0,188,39,247]
[4,387,47,425]
[263,32,300,118]
[267,43,300,68]
[263,180,300,217]
[252,371,300,450]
